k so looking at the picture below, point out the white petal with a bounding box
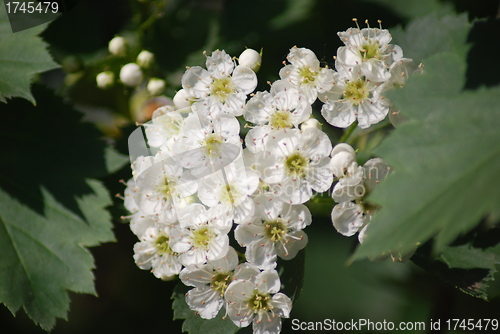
[232,65,257,94]
[363,158,391,192]
[180,266,214,287]
[276,230,308,260]
[331,202,365,237]
[356,99,389,129]
[281,203,311,230]
[271,292,292,318]
[182,66,211,98]
[255,269,281,294]
[206,50,234,77]
[245,126,271,153]
[185,286,224,319]
[246,239,277,270]
[252,313,282,334]
[234,262,261,282]
[235,220,263,247]
[321,101,357,128]
[210,246,239,272]
[331,181,365,203]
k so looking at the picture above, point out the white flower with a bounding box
[133,225,182,280]
[133,152,198,223]
[96,71,114,89]
[147,78,166,95]
[137,50,155,68]
[144,105,184,150]
[175,112,242,178]
[169,203,232,266]
[320,65,389,129]
[120,63,144,87]
[336,24,403,82]
[225,270,292,334]
[198,153,259,223]
[330,143,364,203]
[108,36,127,56]
[235,203,311,269]
[239,48,262,72]
[179,247,260,319]
[279,46,335,104]
[244,80,312,153]
[260,128,333,204]
[182,49,257,118]
[331,157,392,241]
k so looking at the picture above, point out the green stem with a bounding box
[339,121,358,143]
[137,0,167,44]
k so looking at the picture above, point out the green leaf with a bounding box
[172,283,239,334]
[390,12,471,64]
[0,85,117,330]
[0,6,59,104]
[360,0,454,22]
[352,14,500,261]
[412,226,500,300]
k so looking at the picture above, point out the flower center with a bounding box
[264,219,287,242]
[285,152,308,178]
[247,290,271,313]
[360,43,380,61]
[298,66,317,84]
[204,133,224,156]
[155,234,174,255]
[343,79,369,106]
[269,110,292,130]
[210,272,233,296]
[155,177,174,198]
[192,226,215,249]
[211,77,234,103]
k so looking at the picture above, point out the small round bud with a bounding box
[96,71,115,89]
[300,118,322,131]
[238,48,262,72]
[173,89,192,108]
[147,78,166,95]
[108,36,127,56]
[120,63,143,87]
[137,50,155,69]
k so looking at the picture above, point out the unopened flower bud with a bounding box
[330,143,357,178]
[238,48,261,72]
[173,89,192,108]
[301,118,322,131]
[108,36,127,56]
[147,78,166,95]
[137,50,155,69]
[120,63,143,87]
[96,71,115,89]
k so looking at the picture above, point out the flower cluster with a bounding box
[122,21,414,334]
[319,19,416,129]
